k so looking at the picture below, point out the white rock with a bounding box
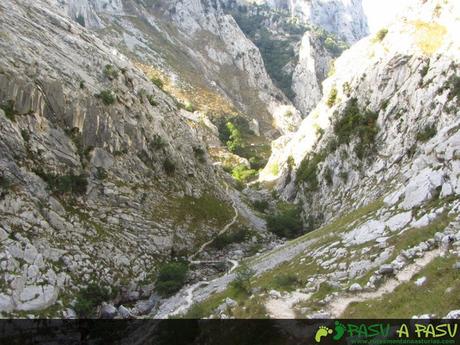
[16,285,58,311]
[349,283,362,292]
[386,211,412,232]
[400,168,443,210]
[23,245,38,264]
[444,310,460,319]
[0,294,13,312]
[415,277,427,287]
[343,220,385,245]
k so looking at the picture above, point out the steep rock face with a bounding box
[291,31,334,115]
[261,0,460,225]
[0,0,242,315]
[248,0,369,42]
[66,0,302,136]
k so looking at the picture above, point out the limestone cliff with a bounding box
[261,0,460,226]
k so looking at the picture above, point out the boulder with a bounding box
[118,305,132,319]
[386,212,412,232]
[349,283,362,292]
[444,310,460,319]
[378,265,394,275]
[400,168,443,210]
[415,277,427,287]
[225,297,237,308]
[100,303,118,319]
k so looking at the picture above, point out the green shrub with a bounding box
[163,158,176,175]
[149,135,167,150]
[416,124,437,142]
[266,204,303,239]
[155,261,188,297]
[0,175,11,199]
[97,90,116,105]
[333,98,379,159]
[211,227,249,250]
[177,102,195,112]
[103,64,119,80]
[226,122,244,154]
[95,168,108,180]
[230,264,254,294]
[248,156,266,170]
[151,77,164,89]
[34,170,88,195]
[147,95,158,106]
[75,14,85,27]
[273,273,299,291]
[326,87,338,107]
[252,200,269,213]
[0,100,17,122]
[231,164,257,183]
[324,167,333,186]
[295,151,326,189]
[193,147,206,163]
[74,283,111,318]
[447,75,460,103]
[374,28,388,42]
[21,129,30,142]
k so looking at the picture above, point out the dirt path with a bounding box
[265,292,312,319]
[327,248,441,317]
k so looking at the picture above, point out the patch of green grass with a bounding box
[342,256,460,318]
[389,211,452,258]
[151,77,164,89]
[174,193,234,231]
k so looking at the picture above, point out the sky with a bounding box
[362,0,408,33]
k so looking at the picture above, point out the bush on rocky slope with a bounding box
[266,204,304,239]
[333,98,379,159]
[74,284,113,318]
[155,262,189,297]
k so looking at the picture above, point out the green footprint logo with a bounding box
[315,326,333,343]
[333,321,346,341]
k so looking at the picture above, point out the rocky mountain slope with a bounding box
[157,0,460,319]
[1,0,458,321]
[59,0,303,136]
[0,0,272,316]
[245,0,369,43]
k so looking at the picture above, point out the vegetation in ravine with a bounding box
[155,261,189,297]
[74,283,113,318]
[266,203,304,239]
